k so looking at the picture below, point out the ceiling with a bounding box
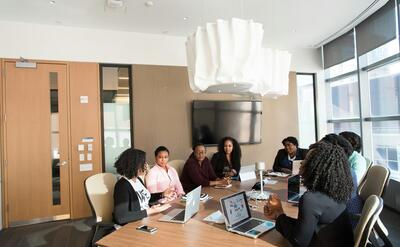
[0,0,385,49]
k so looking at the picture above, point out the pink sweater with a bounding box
[145,164,185,196]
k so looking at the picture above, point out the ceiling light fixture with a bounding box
[183,17,189,21]
[186,18,292,97]
[49,0,56,4]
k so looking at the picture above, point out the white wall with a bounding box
[0,21,187,66]
[0,21,321,71]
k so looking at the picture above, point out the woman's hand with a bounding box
[147,203,171,215]
[221,177,231,185]
[162,187,176,199]
[281,168,292,174]
[264,194,284,220]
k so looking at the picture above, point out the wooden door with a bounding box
[4,61,70,226]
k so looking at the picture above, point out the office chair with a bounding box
[168,159,185,177]
[357,157,373,195]
[354,195,383,247]
[358,165,392,247]
[84,173,117,247]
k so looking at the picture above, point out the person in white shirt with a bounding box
[113,148,174,225]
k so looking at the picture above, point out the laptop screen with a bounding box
[220,192,251,227]
[287,174,300,201]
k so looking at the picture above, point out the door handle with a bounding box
[61,161,68,166]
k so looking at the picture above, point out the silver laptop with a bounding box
[158,186,201,224]
[220,191,275,238]
[287,174,302,204]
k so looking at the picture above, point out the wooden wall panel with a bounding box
[0,59,5,228]
[69,62,102,219]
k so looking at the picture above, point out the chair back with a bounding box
[354,195,383,247]
[358,165,390,202]
[357,158,373,193]
[168,159,185,177]
[85,173,117,223]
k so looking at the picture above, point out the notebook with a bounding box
[220,191,275,238]
[287,174,302,204]
[158,186,201,224]
[292,160,302,175]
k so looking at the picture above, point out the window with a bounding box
[100,65,133,173]
[296,73,317,148]
[323,0,400,180]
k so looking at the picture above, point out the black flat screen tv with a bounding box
[192,100,262,146]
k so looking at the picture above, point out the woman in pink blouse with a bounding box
[145,146,185,201]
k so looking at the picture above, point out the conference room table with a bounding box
[97,177,298,247]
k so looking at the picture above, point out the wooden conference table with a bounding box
[97,177,298,247]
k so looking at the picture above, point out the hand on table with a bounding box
[162,187,176,199]
[147,203,171,215]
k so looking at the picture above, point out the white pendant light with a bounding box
[186,18,292,97]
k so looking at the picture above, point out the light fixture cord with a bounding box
[240,0,244,19]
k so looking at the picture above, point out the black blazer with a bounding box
[273,148,308,172]
[276,192,353,247]
[211,152,241,178]
[113,177,163,225]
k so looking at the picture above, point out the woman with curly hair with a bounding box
[264,141,354,246]
[211,136,242,178]
[113,148,174,225]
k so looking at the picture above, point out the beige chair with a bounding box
[354,195,383,247]
[358,165,392,247]
[85,173,117,246]
[357,157,373,194]
[169,159,185,177]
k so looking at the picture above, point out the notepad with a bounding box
[214,184,233,189]
[266,171,290,177]
[203,210,225,224]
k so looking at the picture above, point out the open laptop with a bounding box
[220,191,275,239]
[158,186,201,224]
[287,174,302,204]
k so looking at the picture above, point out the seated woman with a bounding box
[264,141,354,247]
[180,143,230,193]
[273,136,308,173]
[339,131,367,185]
[113,148,173,225]
[145,146,185,201]
[321,133,364,223]
[211,136,242,178]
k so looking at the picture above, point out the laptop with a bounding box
[158,186,201,224]
[220,191,275,239]
[287,174,302,204]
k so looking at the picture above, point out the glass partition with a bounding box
[100,65,133,173]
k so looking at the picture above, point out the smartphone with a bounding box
[136,225,158,234]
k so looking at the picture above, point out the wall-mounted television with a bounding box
[192,100,262,146]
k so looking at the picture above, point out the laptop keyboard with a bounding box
[234,219,263,232]
[171,210,185,221]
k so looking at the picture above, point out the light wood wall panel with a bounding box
[0,59,5,228]
[69,62,102,219]
[133,65,299,169]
